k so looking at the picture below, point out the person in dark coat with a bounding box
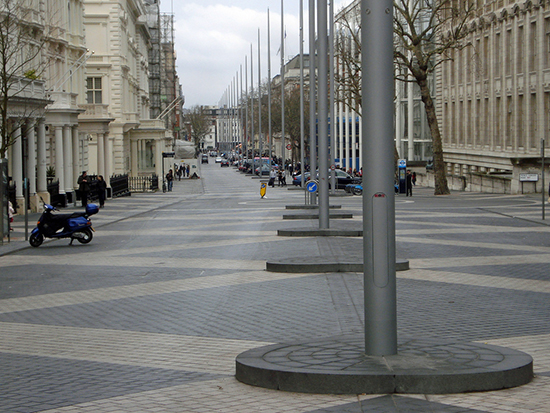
[97,175,107,208]
[77,171,90,207]
[406,170,413,197]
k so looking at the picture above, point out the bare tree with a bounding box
[184,105,212,156]
[335,0,475,195]
[394,0,475,195]
[0,0,52,158]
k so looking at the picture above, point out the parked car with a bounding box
[292,172,311,186]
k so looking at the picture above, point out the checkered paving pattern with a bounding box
[1,168,549,412]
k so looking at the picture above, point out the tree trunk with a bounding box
[417,77,450,195]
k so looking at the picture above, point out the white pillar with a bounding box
[26,125,36,195]
[98,133,105,177]
[63,125,73,194]
[408,78,414,160]
[72,126,80,187]
[13,127,23,198]
[105,135,113,186]
[37,120,47,193]
[55,126,65,194]
[131,139,138,175]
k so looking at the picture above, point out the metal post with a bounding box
[300,0,305,190]
[362,0,397,355]
[268,9,273,162]
[317,0,329,229]
[309,0,317,205]
[281,0,286,168]
[329,0,336,195]
[542,138,545,220]
[258,29,263,163]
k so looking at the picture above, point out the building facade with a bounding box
[439,0,550,193]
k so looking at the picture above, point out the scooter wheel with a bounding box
[29,233,44,247]
[76,228,93,244]
[352,187,362,196]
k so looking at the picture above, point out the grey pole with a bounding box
[268,9,273,162]
[281,0,285,169]
[258,29,263,162]
[317,0,329,229]
[329,0,336,195]
[299,0,305,189]
[250,44,255,159]
[309,0,317,204]
[362,0,397,355]
[245,55,249,161]
[542,138,545,220]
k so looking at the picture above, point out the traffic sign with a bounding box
[330,164,336,170]
[306,180,318,193]
[286,144,292,150]
[260,182,267,198]
[398,159,406,168]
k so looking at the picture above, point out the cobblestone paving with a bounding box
[1,170,549,412]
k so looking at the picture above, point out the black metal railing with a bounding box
[110,174,131,197]
[46,179,67,207]
[128,175,159,192]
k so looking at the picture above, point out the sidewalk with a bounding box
[1,179,203,256]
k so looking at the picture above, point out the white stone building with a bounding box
[81,0,172,181]
[3,0,89,210]
[439,0,550,193]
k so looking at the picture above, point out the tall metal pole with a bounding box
[251,44,255,159]
[281,0,286,168]
[268,9,273,163]
[245,56,249,161]
[317,0,329,229]
[258,29,263,162]
[309,0,317,204]
[362,0,397,355]
[299,0,305,189]
[542,138,546,220]
[329,0,336,194]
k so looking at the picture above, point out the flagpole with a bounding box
[268,9,273,163]
[258,28,263,164]
[299,0,305,189]
[281,0,285,170]
[309,0,317,204]
[250,44,255,159]
[329,0,336,194]
[245,55,249,161]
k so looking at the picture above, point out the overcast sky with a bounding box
[159,0,350,108]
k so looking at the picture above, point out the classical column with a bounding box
[36,120,47,193]
[98,133,106,177]
[13,127,23,198]
[63,125,73,195]
[131,138,138,176]
[55,126,65,194]
[72,126,80,187]
[105,135,113,186]
[26,125,36,195]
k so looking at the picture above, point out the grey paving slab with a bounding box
[1,170,549,412]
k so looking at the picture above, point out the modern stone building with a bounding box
[439,0,550,193]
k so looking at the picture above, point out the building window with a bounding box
[86,77,102,104]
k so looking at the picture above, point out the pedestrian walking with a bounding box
[406,170,413,197]
[412,172,417,186]
[166,169,174,191]
[96,175,107,208]
[77,171,90,207]
[8,200,14,231]
[269,168,277,187]
[186,165,190,178]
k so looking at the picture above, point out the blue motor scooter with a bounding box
[29,203,99,247]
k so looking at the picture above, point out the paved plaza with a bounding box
[1,164,549,412]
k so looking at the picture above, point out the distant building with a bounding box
[438,1,550,193]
